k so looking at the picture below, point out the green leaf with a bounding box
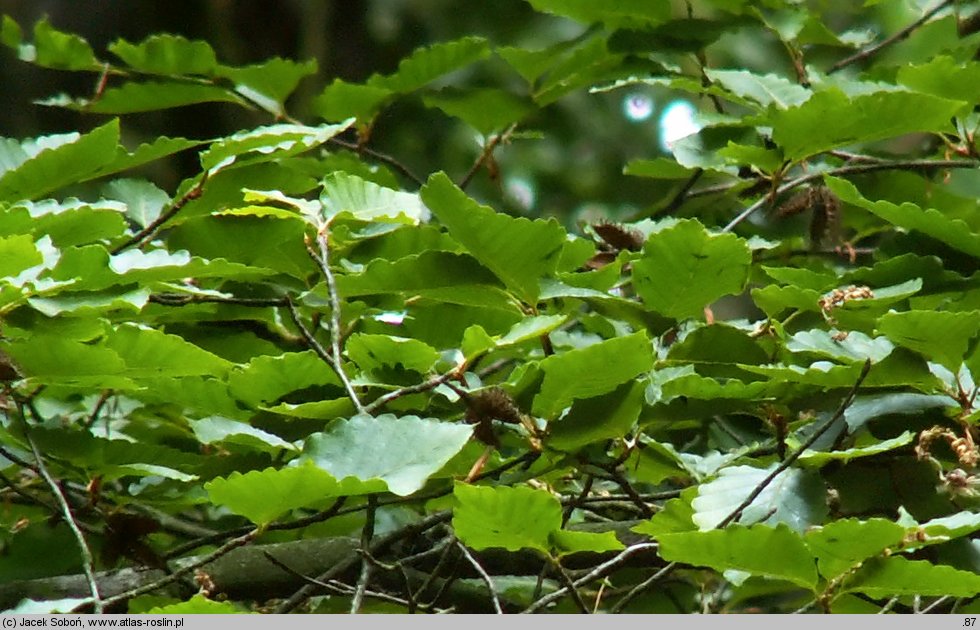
[878,310,980,371]
[229,351,341,407]
[453,483,560,552]
[804,518,906,579]
[205,462,380,525]
[320,172,429,224]
[632,491,698,537]
[345,334,440,374]
[768,89,966,161]
[421,172,566,303]
[370,37,490,93]
[692,464,828,533]
[312,79,392,122]
[0,336,130,387]
[103,178,170,229]
[336,250,516,310]
[704,69,810,109]
[826,176,980,259]
[301,414,473,496]
[550,529,624,556]
[218,58,318,110]
[897,56,980,104]
[847,556,980,598]
[191,417,296,453]
[32,18,98,70]
[632,219,751,320]
[49,81,244,114]
[422,88,533,135]
[0,234,41,278]
[623,158,698,179]
[0,120,120,201]
[104,324,234,378]
[199,121,354,174]
[109,35,218,75]
[798,432,915,467]
[786,329,894,363]
[842,393,957,432]
[548,380,644,451]
[526,0,670,28]
[533,332,653,418]
[657,524,818,589]
[146,595,248,615]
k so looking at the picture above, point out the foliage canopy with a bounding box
[2,0,980,615]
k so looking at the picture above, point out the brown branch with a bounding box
[828,0,955,74]
[149,294,289,308]
[457,543,504,614]
[111,175,208,254]
[722,159,979,233]
[716,359,871,529]
[458,123,518,190]
[609,561,677,613]
[328,137,424,187]
[350,496,378,613]
[362,370,459,415]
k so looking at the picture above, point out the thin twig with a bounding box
[83,390,112,431]
[877,596,900,614]
[646,169,704,219]
[328,138,424,187]
[149,294,289,308]
[721,159,978,233]
[918,595,952,614]
[457,542,503,614]
[548,556,590,614]
[716,359,871,528]
[521,542,659,614]
[165,497,346,559]
[101,529,259,609]
[308,232,365,413]
[351,496,378,614]
[458,123,518,190]
[16,404,103,613]
[277,510,453,613]
[828,0,955,74]
[111,175,208,254]
[609,562,677,613]
[362,370,459,415]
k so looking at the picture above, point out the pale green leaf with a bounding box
[301,414,473,496]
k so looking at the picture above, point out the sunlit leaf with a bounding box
[453,483,560,552]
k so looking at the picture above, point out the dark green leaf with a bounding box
[421,172,566,303]
[109,35,217,75]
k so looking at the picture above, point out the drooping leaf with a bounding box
[49,81,245,114]
[320,172,429,224]
[827,176,980,259]
[453,483,561,552]
[847,556,980,598]
[525,0,671,28]
[109,34,217,75]
[0,119,120,201]
[704,69,810,109]
[798,432,915,467]
[205,462,381,525]
[421,172,566,303]
[533,332,653,418]
[370,37,490,93]
[30,18,99,70]
[102,178,170,229]
[345,334,440,374]
[786,329,894,363]
[146,595,248,615]
[656,524,818,589]
[199,121,354,174]
[841,393,958,432]
[422,87,533,135]
[229,352,341,407]
[550,529,624,556]
[548,380,644,451]
[103,324,234,378]
[632,219,751,320]
[191,417,296,453]
[877,310,980,371]
[301,414,473,496]
[767,89,965,161]
[804,518,907,580]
